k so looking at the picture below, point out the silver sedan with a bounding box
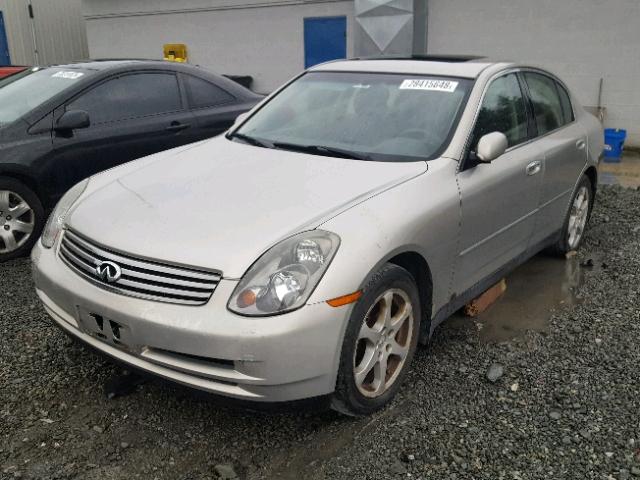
[32,57,602,415]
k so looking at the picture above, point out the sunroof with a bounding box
[351,54,484,63]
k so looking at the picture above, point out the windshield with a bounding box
[0,67,94,127]
[234,71,472,162]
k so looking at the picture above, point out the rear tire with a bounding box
[0,178,44,262]
[548,174,593,256]
[331,264,421,416]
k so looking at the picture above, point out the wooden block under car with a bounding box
[464,279,507,317]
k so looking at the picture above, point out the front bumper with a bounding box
[31,241,349,402]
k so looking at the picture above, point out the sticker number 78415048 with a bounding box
[399,79,458,92]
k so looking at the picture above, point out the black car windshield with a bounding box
[233,71,472,162]
[0,67,94,126]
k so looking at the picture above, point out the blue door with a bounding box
[0,12,10,65]
[304,16,346,69]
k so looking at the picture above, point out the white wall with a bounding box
[0,0,88,65]
[0,0,34,64]
[83,0,355,93]
[427,0,640,147]
[83,0,640,145]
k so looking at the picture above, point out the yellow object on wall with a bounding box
[163,44,188,63]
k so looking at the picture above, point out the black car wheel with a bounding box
[0,178,44,262]
[331,263,421,416]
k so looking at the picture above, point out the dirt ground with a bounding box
[2,185,639,480]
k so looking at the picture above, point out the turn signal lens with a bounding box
[237,288,258,308]
[326,290,363,307]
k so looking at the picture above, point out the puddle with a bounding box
[451,254,591,343]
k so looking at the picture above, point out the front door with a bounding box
[47,71,194,197]
[304,16,347,69]
[454,72,544,295]
[0,12,10,65]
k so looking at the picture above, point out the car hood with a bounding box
[69,136,427,278]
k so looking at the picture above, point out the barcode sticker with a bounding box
[52,71,84,80]
[399,79,458,92]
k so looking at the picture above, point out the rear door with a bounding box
[454,72,544,294]
[181,73,248,139]
[522,71,588,245]
[48,71,194,191]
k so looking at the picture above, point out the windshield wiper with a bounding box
[272,142,372,161]
[227,132,274,149]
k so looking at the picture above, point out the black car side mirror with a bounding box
[55,110,90,132]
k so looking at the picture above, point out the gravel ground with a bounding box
[1,185,639,480]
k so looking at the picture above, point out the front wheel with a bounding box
[548,174,593,256]
[331,264,421,416]
[0,178,44,262]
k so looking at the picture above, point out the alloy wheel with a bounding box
[567,185,590,250]
[0,190,35,254]
[353,288,414,398]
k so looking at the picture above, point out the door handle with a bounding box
[166,122,190,132]
[526,160,542,176]
[576,139,586,150]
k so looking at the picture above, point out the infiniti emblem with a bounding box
[95,261,122,283]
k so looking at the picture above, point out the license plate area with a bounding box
[77,308,134,351]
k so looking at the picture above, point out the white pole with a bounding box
[28,1,40,65]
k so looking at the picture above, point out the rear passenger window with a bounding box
[184,75,234,109]
[556,82,574,124]
[472,73,529,149]
[523,72,565,135]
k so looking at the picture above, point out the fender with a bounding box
[0,164,44,203]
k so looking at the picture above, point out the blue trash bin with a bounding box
[604,128,627,162]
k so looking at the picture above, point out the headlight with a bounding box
[228,230,340,316]
[41,179,89,248]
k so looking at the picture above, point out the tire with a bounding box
[331,263,422,416]
[0,178,44,262]
[548,174,594,256]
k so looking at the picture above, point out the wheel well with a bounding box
[584,166,598,195]
[0,172,44,206]
[387,251,433,339]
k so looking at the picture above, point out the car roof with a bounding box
[45,59,181,71]
[34,59,261,99]
[310,55,513,79]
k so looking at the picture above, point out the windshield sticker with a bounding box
[400,79,458,92]
[51,71,84,80]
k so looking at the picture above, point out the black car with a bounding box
[0,60,262,261]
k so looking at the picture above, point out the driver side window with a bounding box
[67,73,182,125]
[471,73,529,151]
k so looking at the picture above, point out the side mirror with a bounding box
[55,110,90,132]
[476,132,508,163]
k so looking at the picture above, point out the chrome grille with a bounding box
[59,230,221,306]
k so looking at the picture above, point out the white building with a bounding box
[82,0,640,146]
[0,0,88,66]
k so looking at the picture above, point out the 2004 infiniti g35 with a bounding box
[32,56,603,416]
